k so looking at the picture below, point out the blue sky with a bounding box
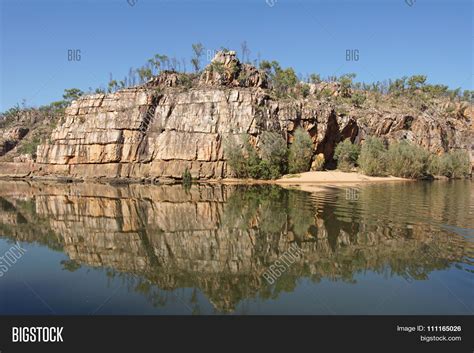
[1,0,472,111]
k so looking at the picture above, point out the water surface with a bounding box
[0,180,472,315]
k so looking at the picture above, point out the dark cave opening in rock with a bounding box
[402,115,414,130]
[315,112,359,170]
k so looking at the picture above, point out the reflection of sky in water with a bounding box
[0,180,472,315]
[440,225,474,239]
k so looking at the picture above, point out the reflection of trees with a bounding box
[60,259,81,272]
[0,181,471,313]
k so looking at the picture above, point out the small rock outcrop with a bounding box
[199,51,267,88]
[0,127,29,156]
[146,70,186,88]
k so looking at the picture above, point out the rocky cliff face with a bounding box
[4,51,471,180]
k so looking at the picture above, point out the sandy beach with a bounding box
[216,171,410,191]
[276,171,408,183]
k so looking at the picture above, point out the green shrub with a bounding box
[407,75,427,91]
[178,73,194,88]
[427,154,443,176]
[225,135,249,178]
[242,136,266,178]
[436,150,471,178]
[334,139,360,172]
[17,136,41,156]
[338,73,356,97]
[247,159,273,179]
[260,131,288,177]
[225,133,288,180]
[63,88,83,102]
[309,73,321,84]
[351,92,366,107]
[386,141,430,178]
[288,128,313,173]
[259,60,298,97]
[296,83,310,98]
[357,137,387,176]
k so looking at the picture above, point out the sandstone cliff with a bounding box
[1,51,472,180]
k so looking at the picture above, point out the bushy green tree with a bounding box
[436,150,471,178]
[351,92,366,107]
[137,67,153,83]
[63,88,83,102]
[309,73,321,84]
[259,60,298,97]
[288,128,313,173]
[407,75,427,91]
[388,77,407,95]
[225,133,288,179]
[386,141,430,178]
[357,137,387,176]
[225,135,248,178]
[338,73,356,97]
[334,139,360,172]
[462,90,473,102]
[260,131,288,177]
[448,150,471,178]
[423,84,449,97]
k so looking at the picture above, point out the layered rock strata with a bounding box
[2,51,471,180]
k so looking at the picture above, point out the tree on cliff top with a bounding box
[259,60,298,98]
[63,88,83,102]
[338,73,356,98]
[407,75,427,91]
[191,43,204,72]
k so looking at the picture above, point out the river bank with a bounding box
[2,161,464,189]
[213,171,411,192]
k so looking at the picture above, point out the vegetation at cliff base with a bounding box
[357,137,388,176]
[288,128,313,173]
[225,133,289,179]
[356,138,471,179]
[429,150,472,179]
[386,141,430,179]
[334,139,360,172]
[259,131,288,177]
[225,130,312,179]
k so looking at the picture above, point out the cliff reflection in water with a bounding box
[0,181,472,313]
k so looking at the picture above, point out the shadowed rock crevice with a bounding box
[315,111,346,169]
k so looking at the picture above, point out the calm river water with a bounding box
[0,180,472,314]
